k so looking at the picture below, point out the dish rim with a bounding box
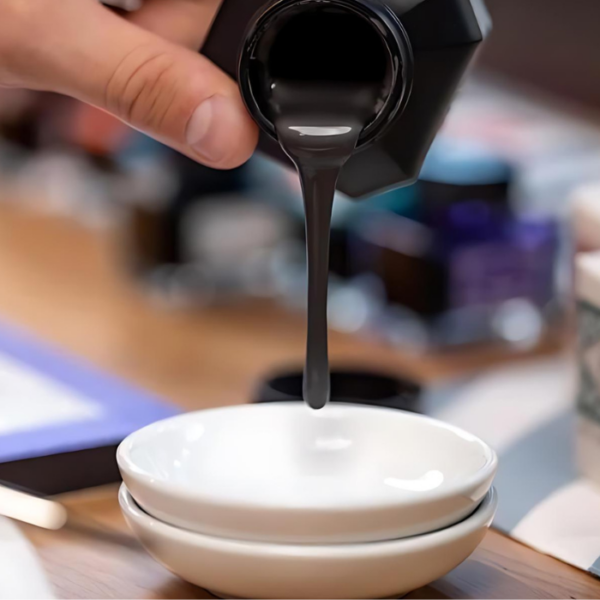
[117,402,498,511]
[119,483,498,556]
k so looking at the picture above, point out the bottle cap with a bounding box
[254,368,421,411]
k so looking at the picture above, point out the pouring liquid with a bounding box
[257,4,390,409]
[273,82,379,409]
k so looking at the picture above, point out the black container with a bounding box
[255,369,421,411]
[350,212,448,316]
[203,0,491,198]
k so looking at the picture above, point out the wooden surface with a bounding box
[0,202,598,599]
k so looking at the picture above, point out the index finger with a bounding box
[125,0,222,49]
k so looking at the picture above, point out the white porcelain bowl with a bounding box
[118,403,497,544]
[120,484,497,599]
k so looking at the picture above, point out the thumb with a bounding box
[1,0,258,168]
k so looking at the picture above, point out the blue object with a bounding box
[420,138,513,186]
[0,320,179,465]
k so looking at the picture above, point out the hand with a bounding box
[0,0,259,168]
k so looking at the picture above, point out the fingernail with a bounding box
[186,95,236,164]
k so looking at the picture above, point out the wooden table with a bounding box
[0,203,598,599]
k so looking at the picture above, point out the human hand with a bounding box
[0,0,258,168]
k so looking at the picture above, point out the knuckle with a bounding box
[104,45,180,131]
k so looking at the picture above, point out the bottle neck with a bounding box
[238,0,413,149]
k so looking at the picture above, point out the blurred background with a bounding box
[1,0,600,592]
[0,2,599,457]
[2,0,599,352]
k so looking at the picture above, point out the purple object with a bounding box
[435,200,508,249]
[447,215,558,309]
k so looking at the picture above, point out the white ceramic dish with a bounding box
[118,403,497,544]
[120,484,497,599]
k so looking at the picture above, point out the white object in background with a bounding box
[0,517,54,599]
[434,355,576,454]
[572,183,600,251]
[575,251,600,487]
[0,486,67,530]
[577,251,600,308]
[511,480,600,572]
[0,353,100,436]
[120,484,497,600]
[118,403,496,544]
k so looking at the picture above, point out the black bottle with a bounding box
[203,0,491,199]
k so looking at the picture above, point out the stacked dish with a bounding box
[118,403,497,599]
